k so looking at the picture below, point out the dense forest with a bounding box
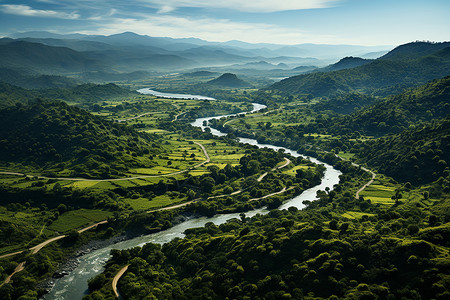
[0,100,162,178]
[86,176,450,300]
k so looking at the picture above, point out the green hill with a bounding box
[320,56,372,72]
[379,41,450,61]
[0,68,78,89]
[40,83,137,104]
[332,76,450,134]
[207,73,250,88]
[359,117,449,185]
[0,100,161,178]
[269,42,450,98]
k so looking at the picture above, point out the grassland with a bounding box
[47,209,113,233]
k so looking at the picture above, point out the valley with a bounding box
[0,32,448,300]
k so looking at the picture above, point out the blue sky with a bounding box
[0,0,448,45]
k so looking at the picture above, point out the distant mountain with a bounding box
[183,71,219,77]
[269,41,450,98]
[207,73,250,88]
[0,40,105,74]
[319,57,373,72]
[227,61,289,70]
[7,31,391,66]
[292,65,319,72]
[360,51,388,59]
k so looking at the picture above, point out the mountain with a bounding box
[183,71,219,77]
[7,31,392,68]
[330,76,450,135]
[0,100,160,178]
[379,41,450,61]
[207,73,250,88]
[0,40,105,74]
[319,57,373,72]
[269,41,450,98]
[292,65,319,72]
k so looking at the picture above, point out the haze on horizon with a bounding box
[0,0,449,46]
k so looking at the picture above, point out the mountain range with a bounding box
[0,31,390,77]
[270,41,450,97]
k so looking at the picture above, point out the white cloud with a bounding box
[140,0,340,13]
[0,4,79,19]
[79,14,336,45]
[157,6,174,14]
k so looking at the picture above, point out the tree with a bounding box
[201,177,215,193]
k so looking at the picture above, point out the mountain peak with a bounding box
[207,73,249,88]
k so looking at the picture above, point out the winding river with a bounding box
[137,88,216,101]
[45,95,341,299]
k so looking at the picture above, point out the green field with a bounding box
[342,211,375,219]
[360,182,396,205]
[47,209,113,233]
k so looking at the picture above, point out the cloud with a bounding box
[141,0,340,13]
[157,6,174,14]
[79,14,335,45]
[0,4,79,19]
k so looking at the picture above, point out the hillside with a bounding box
[358,117,449,185]
[269,42,450,98]
[334,76,450,134]
[0,82,34,107]
[0,100,161,178]
[0,41,105,74]
[319,56,372,72]
[207,73,250,88]
[40,83,137,104]
[379,41,450,61]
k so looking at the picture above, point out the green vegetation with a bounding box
[0,99,162,178]
[268,41,450,98]
[1,40,449,300]
[86,176,450,300]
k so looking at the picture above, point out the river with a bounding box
[45,97,341,299]
[137,88,216,101]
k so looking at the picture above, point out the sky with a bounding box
[0,0,449,46]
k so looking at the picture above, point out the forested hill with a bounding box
[0,82,34,108]
[359,117,449,185]
[0,100,161,178]
[379,41,450,61]
[268,41,450,98]
[207,73,250,88]
[0,82,136,107]
[329,76,450,135]
[40,83,137,103]
[87,205,450,300]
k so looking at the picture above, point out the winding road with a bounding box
[112,265,129,298]
[356,166,376,199]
